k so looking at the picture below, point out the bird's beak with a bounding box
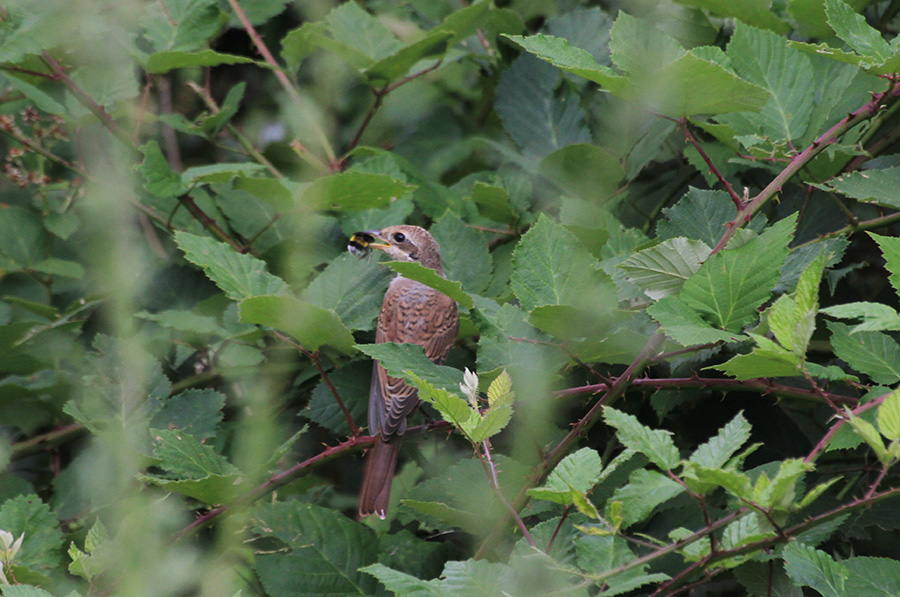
[350,230,390,251]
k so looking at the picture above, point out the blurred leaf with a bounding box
[673,0,789,33]
[877,389,900,441]
[146,49,255,73]
[150,428,239,479]
[364,31,451,85]
[141,141,188,197]
[539,144,624,203]
[302,172,416,211]
[0,206,50,269]
[0,495,62,575]
[142,0,224,52]
[239,295,356,353]
[150,389,225,441]
[182,163,266,184]
[174,231,290,300]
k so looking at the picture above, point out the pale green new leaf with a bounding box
[690,411,752,469]
[820,302,900,333]
[604,407,680,470]
[847,414,890,464]
[487,370,514,408]
[408,372,477,438]
[468,405,512,443]
[828,322,900,385]
[756,459,813,510]
[528,447,604,504]
[876,389,900,441]
[239,295,356,353]
[783,542,848,597]
[682,463,753,498]
[174,232,289,300]
[681,214,796,332]
[619,237,711,300]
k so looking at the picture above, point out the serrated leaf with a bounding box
[690,411,752,468]
[648,295,743,346]
[174,231,289,300]
[682,463,753,498]
[0,495,63,575]
[407,372,477,437]
[604,407,680,470]
[469,404,513,442]
[150,388,225,441]
[139,473,242,504]
[870,233,900,300]
[252,501,379,596]
[847,414,890,463]
[713,346,803,380]
[238,295,356,354]
[356,343,463,393]
[825,0,894,65]
[360,563,443,595]
[610,469,683,527]
[820,302,900,333]
[510,215,598,312]
[828,321,900,385]
[817,167,900,209]
[142,0,224,52]
[756,459,812,510]
[301,253,392,331]
[141,141,188,197]
[301,172,416,211]
[430,212,493,295]
[783,542,848,597]
[487,370,514,408]
[877,389,900,441]
[657,188,753,246]
[528,447,604,504]
[619,237,711,300]
[674,0,789,33]
[844,556,900,596]
[494,51,592,159]
[150,428,239,479]
[681,214,796,332]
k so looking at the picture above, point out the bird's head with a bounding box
[349,225,444,273]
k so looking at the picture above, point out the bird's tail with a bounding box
[358,438,401,519]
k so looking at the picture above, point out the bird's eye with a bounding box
[393,232,406,243]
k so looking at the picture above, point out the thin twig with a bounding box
[679,118,743,209]
[480,439,535,547]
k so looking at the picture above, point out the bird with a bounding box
[349,225,459,519]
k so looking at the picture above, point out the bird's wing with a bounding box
[369,279,459,438]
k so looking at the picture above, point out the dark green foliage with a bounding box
[3,0,900,595]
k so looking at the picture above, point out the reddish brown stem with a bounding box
[680,118,743,209]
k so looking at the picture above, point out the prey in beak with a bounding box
[348,230,389,258]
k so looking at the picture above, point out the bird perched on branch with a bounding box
[349,225,459,519]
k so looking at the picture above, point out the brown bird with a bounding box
[350,225,459,519]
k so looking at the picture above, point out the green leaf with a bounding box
[174,231,290,300]
[820,302,900,333]
[610,469,683,528]
[363,31,451,85]
[238,295,356,353]
[150,428,238,478]
[877,389,900,441]
[142,0,224,52]
[825,0,894,65]
[469,404,513,443]
[690,411,752,468]
[141,141,188,197]
[844,556,900,597]
[383,261,473,309]
[756,458,813,510]
[32,258,84,280]
[304,361,369,436]
[356,342,463,393]
[301,253,392,331]
[487,370,514,408]
[360,563,444,596]
[301,172,416,211]
[604,407,680,470]
[870,233,900,300]
[494,52,592,159]
[181,162,266,184]
[674,0,789,33]
[828,321,900,385]
[139,473,243,504]
[648,295,744,346]
[607,11,686,74]
[406,372,477,437]
[528,447,604,504]
[619,237,711,300]
[721,23,815,142]
[471,182,518,225]
[539,144,625,203]
[847,414,889,464]
[146,49,256,73]
[817,167,900,209]
[510,215,598,312]
[657,188,756,246]
[326,1,400,62]
[783,542,848,597]
[682,464,753,498]
[430,212,493,295]
[150,389,225,442]
[713,344,803,380]
[0,495,62,575]
[681,214,796,332]
[252,501,379,596]
[0,207,49,270]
